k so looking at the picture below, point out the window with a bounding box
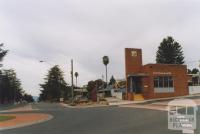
[154,76,174,88]
[154,77,159,87]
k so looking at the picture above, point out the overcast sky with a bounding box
[0,0,200,96]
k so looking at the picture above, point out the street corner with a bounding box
[0,113,53,131]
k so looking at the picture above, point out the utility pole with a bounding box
[0,72,2,104]
[198,60,200,85]
[102,74,104,81]
[105,65,108,87]
[71,59,74,99]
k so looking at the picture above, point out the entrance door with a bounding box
[130,77,142,94]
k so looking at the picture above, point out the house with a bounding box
[188,73,200,86]
[125,48,189,101]
[187,73,200,95]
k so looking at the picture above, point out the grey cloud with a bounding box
[1,0,200,95]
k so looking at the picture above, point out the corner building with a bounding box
[125,48,189,101]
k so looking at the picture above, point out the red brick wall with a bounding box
[125,48,142,76]
[125,48,143,99]
[124,48,189,100]
[142,64,189,99]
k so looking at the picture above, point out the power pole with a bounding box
[106,65,108,85]
[199,60,200,85]
[102,74,104,81]
[71,59,74,99]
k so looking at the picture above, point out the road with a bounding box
[1,103,200,134]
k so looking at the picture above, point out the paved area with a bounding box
[120,98,200,111]
[105,97,142,106]
[60,103,109,108]
[0,104,38,113]
[2,102,199,134]
[0,104,27,111]
[120,103,168,111]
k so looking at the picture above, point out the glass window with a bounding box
[164,76,169,87]
[154,76,174,88]
[169,76,173,87]
[154,77,159,88]
[158,76,164,87]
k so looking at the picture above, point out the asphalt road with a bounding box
[1,103,200,134]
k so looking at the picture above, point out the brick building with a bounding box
[125,48,189,101]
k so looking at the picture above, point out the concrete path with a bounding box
[120,103,168,111]
[120,98,200,111]
[0,104,38,113]
[105,97,144,106]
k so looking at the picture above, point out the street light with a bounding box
[39,60,53,66]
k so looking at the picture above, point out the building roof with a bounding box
[144,63,187,67]
[127,73,149,77]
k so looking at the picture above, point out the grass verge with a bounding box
[0,116,16,122]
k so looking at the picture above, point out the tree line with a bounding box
[0,43,34,104]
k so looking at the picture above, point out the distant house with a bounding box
[188,73,200,86]
[187,73,200,95]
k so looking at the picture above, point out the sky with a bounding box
[0,0,200,96]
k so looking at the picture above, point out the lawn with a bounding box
[0,115,16,122]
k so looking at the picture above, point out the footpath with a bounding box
[119,96,200,111]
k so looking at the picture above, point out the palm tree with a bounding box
[102,56,109,84]
[74,72,79,87]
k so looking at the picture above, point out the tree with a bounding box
[74,72,79,87]
[0,43,8,67]
[86,80,96,99]
[187,68,199,74]
[156,36,184,64]
[190,68,199,74]
[0,46,26,104]
[102,56,109,84]
[188,69,192,74]
[94,79,106,90]
[109,75,116,85]
[86,79,106,99]
[23,94,34,103]
[0,69,24,104]
[39,65,70,101]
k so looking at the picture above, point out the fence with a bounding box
[189,86,200,95]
